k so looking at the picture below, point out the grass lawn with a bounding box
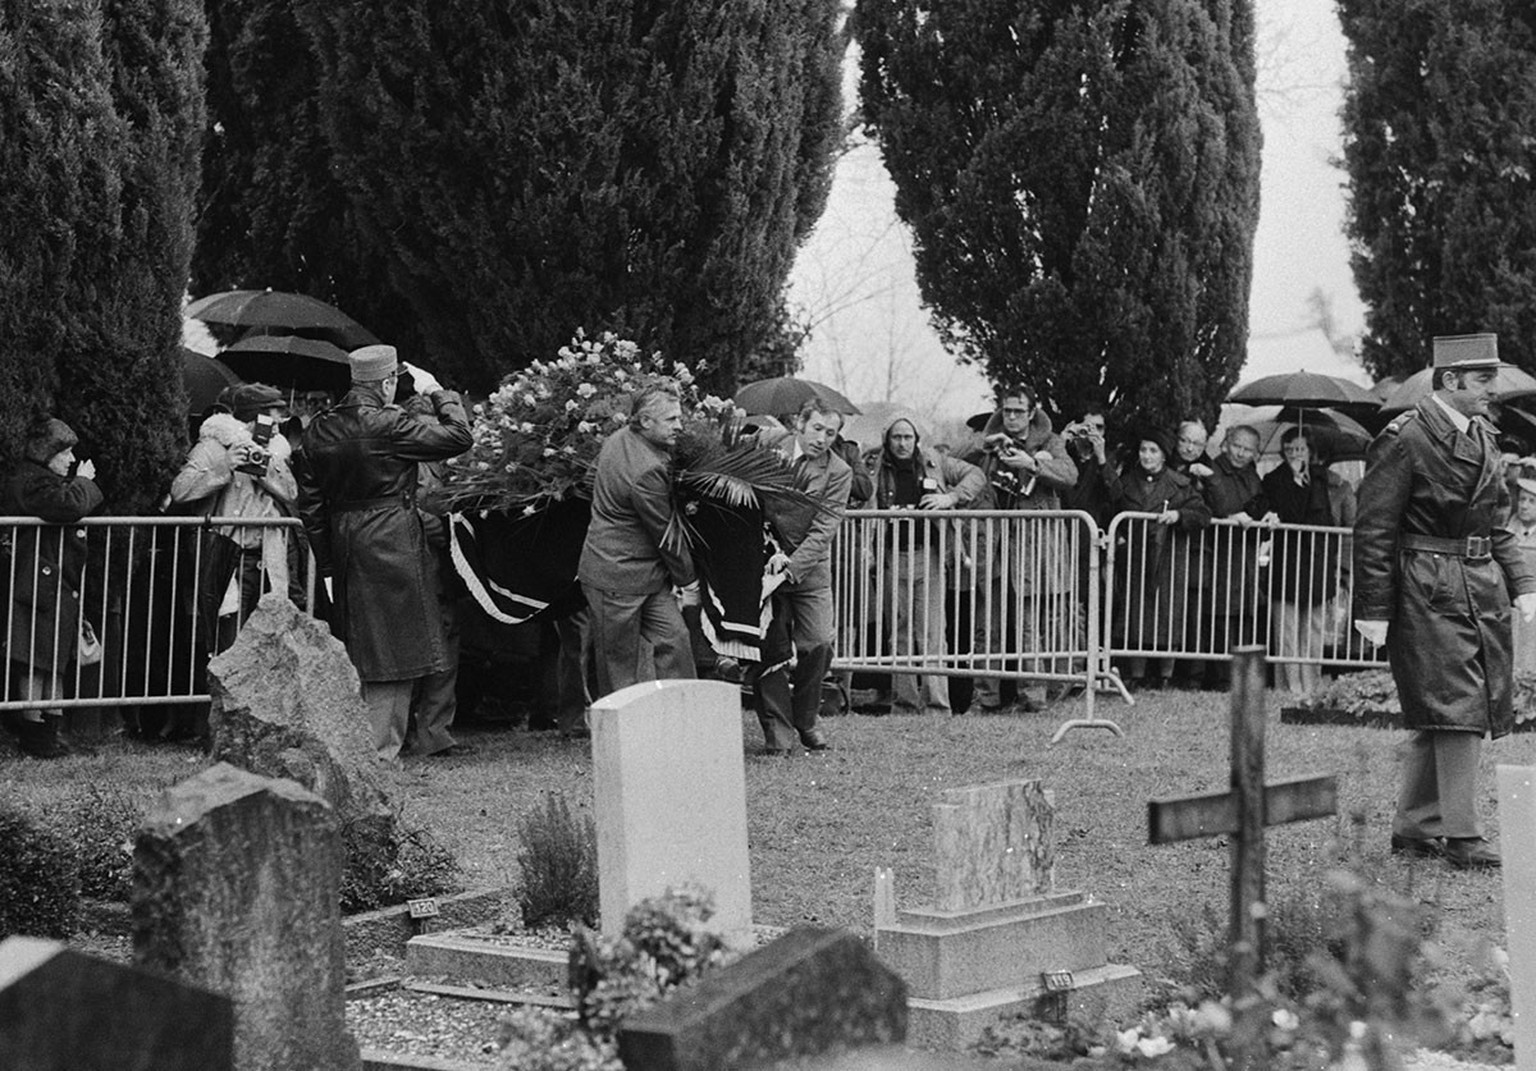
[4,684,1529,1003]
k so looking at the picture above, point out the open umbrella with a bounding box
[1227,370,1378,410]
[184,289,379,350]
[182,348,240,418]
[1379,364,1536,414]
[1246,407,1372,462]
[219,334,351,396]
[734,376,860,417]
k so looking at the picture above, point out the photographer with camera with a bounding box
[963,388,1078,712]
[170,382,297,654]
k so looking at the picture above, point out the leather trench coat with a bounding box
[1353,399,1536,736]
[297,387,472,681]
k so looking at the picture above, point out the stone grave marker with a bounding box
[1498,765,1536,1066]
[0,936,233,1071]
[618,927,906,1071]
[133,762,361,1071]
[875,779,1141,1048]
[592,679,752,943]
[207,592,397,868]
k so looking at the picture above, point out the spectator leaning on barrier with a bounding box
[1262,426,1349,696]
[170,383,298,653]
[868,413,984,715]
[1105,425,1212,691]
[1198,424,1277,689]
[750,398,853,754]
[1353,332,1536,870]
[297,344,473,763]
[3,416,104,758]
[577,380,700,698]
[963,387,1078,712]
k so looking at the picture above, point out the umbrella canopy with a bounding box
[219,334,351,396]
[182,348,241,418]
[734,376,860,417]
[1379,365,1536,414]
[184,289,379,350]
[1245,407,1372,462]
[1227,370,1378,410]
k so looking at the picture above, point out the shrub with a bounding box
[0,802,82,939]
[515,792,598,930]
[340,821,463,914]
[53,783,143,902]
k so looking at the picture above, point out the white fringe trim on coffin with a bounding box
[448,512,551,625]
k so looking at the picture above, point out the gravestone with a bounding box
[592,679,751,943]
[875,779,1141,1049]
[0,936,233,1071]
[133,763,361,1071]
[618,928,906,1071]
[1498,765,1536,1067]
[207,592,397,865]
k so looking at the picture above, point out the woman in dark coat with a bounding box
[1105,428,1211,689]
[1261,426,1343,694]
[3,417,104,757]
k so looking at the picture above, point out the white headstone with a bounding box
[592,680,751,942]
[1497,765,1536,1066]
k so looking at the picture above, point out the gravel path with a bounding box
[347,990,506,1067]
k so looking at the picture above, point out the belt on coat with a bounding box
[331,493,415,513]
[1399,532,1492,560]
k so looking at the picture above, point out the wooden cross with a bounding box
[1147,646,1338,997]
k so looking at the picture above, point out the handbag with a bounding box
[77,618,103,666]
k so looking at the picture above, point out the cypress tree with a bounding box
[0,0,205,511]
[1338,0,1536,380]
[280,0,844,393]
[855,0,1261,429]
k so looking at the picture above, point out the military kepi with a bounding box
[349,343,398,382]
[1432,333,1501,370]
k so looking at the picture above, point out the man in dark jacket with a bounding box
[578,381,699,696]
[1354,333,1536,869]
[297,345,473,762]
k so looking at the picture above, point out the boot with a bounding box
[18,718,70,759]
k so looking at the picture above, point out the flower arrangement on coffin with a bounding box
[437,332,810,647]
[439,330,799,532]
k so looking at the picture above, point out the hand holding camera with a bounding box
[235,413,276,477]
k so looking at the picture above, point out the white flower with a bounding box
[1271,1008,1299,1032]
[520,422,535,433]
[1114,1028,1140,1054]
[524,393,537,406]
[576,382,597,398]
[1136,1036,1174,1058]
[562,446,576,455]
[522,504,537,516]
[614,368,627,381]
[565,399,579,411]
[577,422,593,434]
[543,447,556,457]
[1193,1001,1232,1034]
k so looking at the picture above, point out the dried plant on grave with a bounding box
[513,791,599,930]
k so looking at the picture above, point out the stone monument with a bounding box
[874,779,1141,1048]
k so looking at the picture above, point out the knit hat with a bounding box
[220,383,285,422]
[23,417,78,465]
[349,344,398,382]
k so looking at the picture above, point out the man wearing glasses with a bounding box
[965,388,1078,712]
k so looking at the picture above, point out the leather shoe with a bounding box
[1443,837,1501,870]
[1389,834,1443,859]
[799,729,831,752]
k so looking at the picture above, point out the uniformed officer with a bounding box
[1353,333,1536,869]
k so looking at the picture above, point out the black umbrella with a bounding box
[734,376,860,417]
[184,289,379,351]
[219,335,352,396]
[1379,365,1536,414]
[182,348,241,418]
[1227,370,1377,410]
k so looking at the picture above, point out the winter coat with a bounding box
[3,460,104,672]
[1199,453,1270,637]
[1354,399,1536,736]
[1262,461,1341,609]
[963,408,1079,596]
[297,386,472,681]
[1106,463,1211,650]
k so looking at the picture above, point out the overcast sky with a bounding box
[787,0,1370,422]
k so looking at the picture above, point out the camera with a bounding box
[236,413,276,477]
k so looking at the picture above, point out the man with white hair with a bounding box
[578,380,700,696]
[297,344,472,762]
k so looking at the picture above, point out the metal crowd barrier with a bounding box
[1101,513,1388,689]
[1,516,315,713]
